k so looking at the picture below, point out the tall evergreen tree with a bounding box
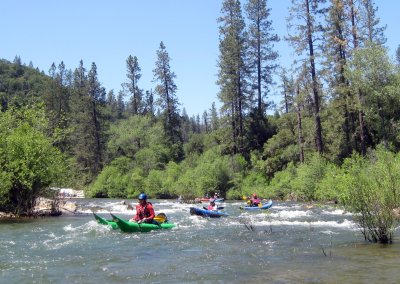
[279,69,295,114]
[324,0,355,158]
[245,0,279,114]
[347,0,386,154]
[70,60,90,181]
[202,110,209,133]
[217,0,249,155]
[12,56,24,77]
[358,0,386,45]
[123,55,143,115]
[287,0,327,154]
[116,90,126,119]
[210,102,220,131]
[106,90,118,122]
[87,62,106,176]
[180,108,191,143]
[143,89,155,117]
[46,61,71,152]
[70,61,105,184]
[153,41,183,161]
[347,0,367,154]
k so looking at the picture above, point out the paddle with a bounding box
[203,206,225,210]
[153,213,167,223]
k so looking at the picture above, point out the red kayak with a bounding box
[197,197,225,203]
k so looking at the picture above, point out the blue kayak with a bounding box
[240,200,273,210]
[190,207,229,218]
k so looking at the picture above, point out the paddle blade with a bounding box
[154,216,165,223]
[154,213,167,223]
[258,203,263,207]
[242,195,248,200]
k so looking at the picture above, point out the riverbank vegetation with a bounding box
[1,0,400,242]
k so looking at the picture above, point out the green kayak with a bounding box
[93,213,119,230]
[110,213,175,233]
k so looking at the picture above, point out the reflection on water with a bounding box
[1,199,400,283]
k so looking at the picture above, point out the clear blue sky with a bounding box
[1,0,399,116]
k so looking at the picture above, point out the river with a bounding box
[1,199,399,283]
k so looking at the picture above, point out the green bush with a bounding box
[0,106,65,214]
[265,162,296,200]
[338,147,400,243]
[290,154,330,201]
[314,163,342,202]
[87,157,133,198]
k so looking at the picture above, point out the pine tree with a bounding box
[46,61,71,152]
[123,55,143,115]
[244,0,279,114]
[70,61,105,184]
[217,0,249,155]
[324,0,355,157]
[180,108,191,143]
[287,0,327,154]
[279,69,295,114]
[87,62,106,176]
[202,111,209,133]
[106,90,118,122]
[153,41,183,161]
[70,60,90,181]
[210,102,220,131]
[358,0,386,45]
[143,89,155,117]
[116,90,126,119]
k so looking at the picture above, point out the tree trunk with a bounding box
[306,0,323,153]
[296,86,304,163]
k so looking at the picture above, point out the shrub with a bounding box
[338,148,400,243]
[0,106,65,214]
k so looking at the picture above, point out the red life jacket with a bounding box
[250,197,261,206]
[207,204,217,210]
[134,202,155,221]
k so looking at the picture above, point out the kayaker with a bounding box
[129,193,155,223]
[207,199,218,211]
[249,193,261,207]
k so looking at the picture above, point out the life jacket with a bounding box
[207,204,217,210]
[250,197,261,206]
[134,202,155,220]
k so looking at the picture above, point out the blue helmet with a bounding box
[138,193,147,200]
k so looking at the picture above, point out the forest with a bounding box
[1,0,400,242]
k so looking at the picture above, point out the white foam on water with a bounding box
[0,240,16,249]
[154,208,179,214]
[269,210,311,219]
[254,218,357,230]
[320,230,340,235]
[322,209,353,216]
[272,204,304,210]
[43,234,74,250]
[63,224,75,232]
[153,200,178,206]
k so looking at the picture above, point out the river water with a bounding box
[1,199,400,284]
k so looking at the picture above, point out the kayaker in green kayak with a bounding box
[129,193,155,224]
